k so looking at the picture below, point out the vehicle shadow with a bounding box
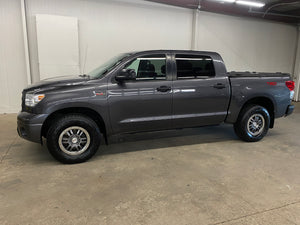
[99,124,239,156]
[11,124,282,165]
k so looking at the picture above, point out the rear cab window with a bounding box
[175,54,215,79]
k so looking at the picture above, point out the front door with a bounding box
[107,54,173,134]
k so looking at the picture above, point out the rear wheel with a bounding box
[234,105,270,142]
[47,114,101,164]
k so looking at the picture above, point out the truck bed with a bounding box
[228,71,291,78]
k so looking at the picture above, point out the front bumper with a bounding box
[285,104,294,116]
[17,112,48,144]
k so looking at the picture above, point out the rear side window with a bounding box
[175,54,215,79]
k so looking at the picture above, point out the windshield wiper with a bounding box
[79,74,90,78]
[101,69,108,76]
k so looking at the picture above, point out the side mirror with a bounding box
[115,69,136,82]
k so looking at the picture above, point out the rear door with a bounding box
[107,53,173,134]
[172,54,230,128]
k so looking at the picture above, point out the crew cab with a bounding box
[17,50,295,163]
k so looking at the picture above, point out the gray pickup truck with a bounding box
[17,50,295,163]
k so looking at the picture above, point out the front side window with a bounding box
[176,54,215,79]
[125,54,166,81]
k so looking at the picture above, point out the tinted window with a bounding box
[125,54,166,81]
[175,54,215,79]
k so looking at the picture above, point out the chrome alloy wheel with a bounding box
[247,114,265,136]
[58,126,91,156]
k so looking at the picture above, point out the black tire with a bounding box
[46,114,101,164]
[234,104,270,142]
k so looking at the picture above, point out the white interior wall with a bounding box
[25,0,193,82]
[197,11,297,73]
[293,27,300,101]
[0,0,28,113]
[25,0,297,81]
[0,0,299,113]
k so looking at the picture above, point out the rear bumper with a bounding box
[285,104,294,116]
[17,112,48,144]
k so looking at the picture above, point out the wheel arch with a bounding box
[237,97,275,128]
[41,107,108,143]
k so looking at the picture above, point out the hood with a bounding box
[23,75,89,92]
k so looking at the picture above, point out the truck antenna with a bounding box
[82,45,88,75]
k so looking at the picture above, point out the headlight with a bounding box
[25,94,45,107]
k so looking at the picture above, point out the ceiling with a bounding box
[145,0,300,25]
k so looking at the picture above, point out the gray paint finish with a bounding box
[17,50,293,144]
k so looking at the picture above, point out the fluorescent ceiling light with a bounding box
[215,0,235,2]
[236,0,265,8]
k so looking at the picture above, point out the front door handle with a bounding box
[213,83,226,89]
[156,86,171,92]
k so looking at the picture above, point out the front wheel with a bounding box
[234,105,270,142]
[47,114,101,164]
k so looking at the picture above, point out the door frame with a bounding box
[108,52,174,83]
[106,51,175,134]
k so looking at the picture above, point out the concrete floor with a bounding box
[1,103,300,225]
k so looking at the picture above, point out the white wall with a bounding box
[25,0,297,80]
[293,27,300,101]
[0,0,298,113]
[0,0,28,113]
[197,11,297,73]
[25,0,193,82]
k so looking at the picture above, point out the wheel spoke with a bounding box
[247,114,265,136]
[58,126,91,156]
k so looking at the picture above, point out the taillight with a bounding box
[285,81,295,91]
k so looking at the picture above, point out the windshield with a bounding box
[87,53,130,78]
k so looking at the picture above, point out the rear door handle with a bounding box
[213,83,226,89]
[156,86,171,92]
